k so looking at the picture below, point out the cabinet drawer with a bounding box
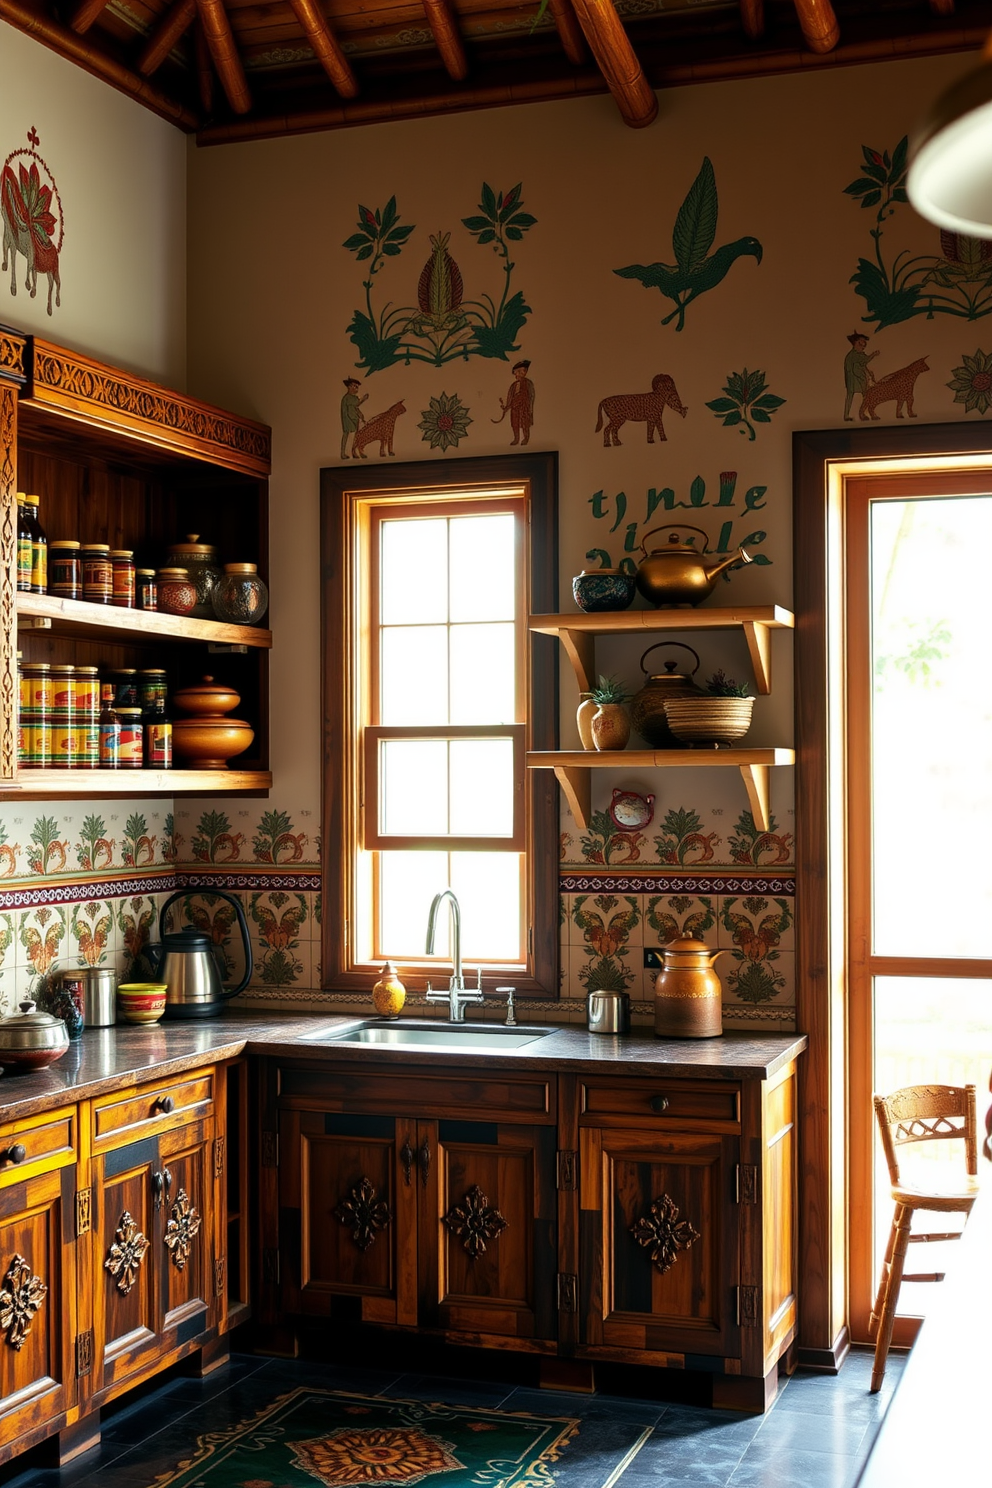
[92,1069,215,1149]
[0,1105,76,1187]
[580,1077,740,1130]
[277,1064,555,1123]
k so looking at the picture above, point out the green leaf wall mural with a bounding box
[706,369,785,440]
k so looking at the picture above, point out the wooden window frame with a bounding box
[794,423,992,1370]
[320,453,559,999]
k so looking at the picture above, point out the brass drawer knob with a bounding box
[0,1143,27,1165]
[153,1095,175,1115]
[650,1096,670,1114]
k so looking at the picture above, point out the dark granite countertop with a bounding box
[0,1011,807,1122]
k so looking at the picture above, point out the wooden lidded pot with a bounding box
[654,937,724,1039]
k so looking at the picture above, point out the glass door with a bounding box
[846,472,992,1344]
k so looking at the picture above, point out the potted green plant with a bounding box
[578,674,632,752]
[662,669,754,746]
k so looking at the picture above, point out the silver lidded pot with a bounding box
[587,990,631,1035]
[50,965,117,1027]
[0,999,70,1072]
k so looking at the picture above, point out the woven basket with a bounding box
[662,696,753,746]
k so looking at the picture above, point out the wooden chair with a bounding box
[869,1083,980,1392]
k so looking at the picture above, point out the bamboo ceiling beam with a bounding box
[138,0,196,76]
[195,19,214,112]
[287,0,359,98]
[422,0,468,81]
[567,0,657,127]
[0,0,198,126]
[740,0,764,41]
[792,0,839,53]
[547,0,586,65]
[70,0,109,34]
[195,0,251,113]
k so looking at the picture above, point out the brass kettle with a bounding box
[630,642,703,749]
[635,524,752,608]
[654,937,725,1039]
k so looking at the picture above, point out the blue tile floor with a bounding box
[0,1348,906,1488]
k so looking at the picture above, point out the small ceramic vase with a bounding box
[576,698,598,751]
[591,703,630,751]
[571,569,636,613]
[372,961,406,1017]
[212,563,269,625]
[156,567,197,617]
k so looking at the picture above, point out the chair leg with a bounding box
[871,1201,913,1393]
[869,1212,899,1341]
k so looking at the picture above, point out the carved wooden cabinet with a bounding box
[0,326,272,797]
[0,1104,78,1453]
[569,1064,799,1412]
[88,1070,218,1404]
[265,1062,558,1349]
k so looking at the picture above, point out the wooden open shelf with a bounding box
[16,592,272,649]
[526,747,795,834]
[1,768,273,798]
[529,604,794,695]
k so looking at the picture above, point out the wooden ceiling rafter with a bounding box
[69,0,109,35]
[195,0,251,114]
[422,0,469,82]
[287,0,359,99]
[547,0,587,65]
[137,0,196,77]
[567,0,657,126]
[194,17,215,112]
[928,0,955,11]
[792,0,839,52]
[740,0,764,41]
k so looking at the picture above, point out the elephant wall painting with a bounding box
[2,132,63,317]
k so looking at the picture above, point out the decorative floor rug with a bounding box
[153,1389,595,1488]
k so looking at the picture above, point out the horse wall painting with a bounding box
[1,132,63,317]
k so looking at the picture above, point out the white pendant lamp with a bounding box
[908,43,992,238]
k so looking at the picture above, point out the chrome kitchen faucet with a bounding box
[425,889,485,1022]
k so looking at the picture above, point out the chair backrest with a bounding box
[873,1083,978,1185]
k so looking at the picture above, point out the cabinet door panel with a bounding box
[425,1121,557,1342]
[0,1167,75,1457]
[94,1143,160,1395]
[581,1127,739,1357]
[280,1110,416,1326]
[159,1121,216,1340]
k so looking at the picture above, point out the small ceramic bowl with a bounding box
[117,983,168,1025]
[572,569,636,613]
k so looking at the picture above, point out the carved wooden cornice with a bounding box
[0,332,28,389]
[22,340,270,477]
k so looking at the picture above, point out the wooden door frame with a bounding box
[793,422,992,1369]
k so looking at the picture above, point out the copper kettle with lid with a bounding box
[631,642,704,749]
[654,937,725,1039]
[635,524,752,607]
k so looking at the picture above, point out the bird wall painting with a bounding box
[613,158,763,332]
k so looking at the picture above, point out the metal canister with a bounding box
[587,991,631,1034]
[49,664,74,769]
[117,708,144,768]
[20,661,52,715]
[81,544,113,603]
[73,666,99,769]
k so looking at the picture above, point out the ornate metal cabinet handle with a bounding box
[418,1137,431,1188]
[152,1170,164,1209]
[400,1139,413,1187]
[0,1144,26,1165]
[164,1167,173,1198]
[153,1095,175,1114]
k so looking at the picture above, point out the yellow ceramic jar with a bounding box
[372,961,406,1017]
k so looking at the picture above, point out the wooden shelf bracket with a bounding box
[554,765,591,831]
[741,620,772,695]
[558,629,596,698]
[739,763,770,832]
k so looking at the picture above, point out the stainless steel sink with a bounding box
[304,1020,553,1051]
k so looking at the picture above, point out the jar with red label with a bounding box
[136,569,157,611]
[73,666,100,769]
[117,708,144,768]
[81,544,113,604]
[20,662,52,716]
[49,540,82,600]
[50,664,74,769]
[111,550,135,608]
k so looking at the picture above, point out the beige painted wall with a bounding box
[0,22,186,384]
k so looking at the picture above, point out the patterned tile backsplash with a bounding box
[0,797,795,1031]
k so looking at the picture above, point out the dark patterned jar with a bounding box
[81,544,113,604]
[136,569,157,610]
[165,535,220,619]
[211,563,269,626]
[49,540,82,599]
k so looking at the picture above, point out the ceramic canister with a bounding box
[654,936,725,1038]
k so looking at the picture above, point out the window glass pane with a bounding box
[870,494,992,956]
[380,740,448,835]
[381,519,448,624]
[449,514,515,622]
[449,623,515,724]
[379,851,450,957]
[450,852,522,961]
[873,975,992,1317]
[449,740,515,836]
[381,626,448,724]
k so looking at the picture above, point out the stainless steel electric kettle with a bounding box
[149,890,253,1019]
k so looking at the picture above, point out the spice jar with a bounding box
[157,567,197,617]
[50,664,74,769]
[81,543,113,604]
[19,662,51,770]
[73,666,100,770]
[211,562,268,626]
[117,708,144,768]
[137,669,168,711]
[49,540,82,600]
[108,669,139,710]
[99,684,120,768]
[165,535,220,619]
[136,569,157,611]
[111,549,135,608]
